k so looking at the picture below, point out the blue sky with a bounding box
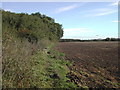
[2,2,118,39]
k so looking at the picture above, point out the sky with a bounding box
[2,2,119,39]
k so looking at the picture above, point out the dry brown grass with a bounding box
[2,31,51,88]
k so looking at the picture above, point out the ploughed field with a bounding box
[55,41,119,88]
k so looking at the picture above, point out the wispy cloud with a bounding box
[93,9,117,16]
[108,2,118,6]
[64,28,93,33]
[63,28,94,37]
[4,9,15,12]
[62,28,95,39]
[112,20,120,22]
[86,8,117,17]
[54,4,78,13]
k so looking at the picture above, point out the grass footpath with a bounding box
[30,48,77,88]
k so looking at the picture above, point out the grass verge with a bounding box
[29,48,77,88]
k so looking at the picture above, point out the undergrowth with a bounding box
[2,32,77,88]
[30,49,77,88]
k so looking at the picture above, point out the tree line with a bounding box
[60,38,120,42]
[2,10,63,43]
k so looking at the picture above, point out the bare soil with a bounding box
[55,41,119,88]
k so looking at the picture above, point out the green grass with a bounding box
[30,49,77,88]
[2,29,77,88]
[81,86,89,90]
[59,52,65,56]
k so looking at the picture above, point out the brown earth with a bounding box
[55,41,120,88]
